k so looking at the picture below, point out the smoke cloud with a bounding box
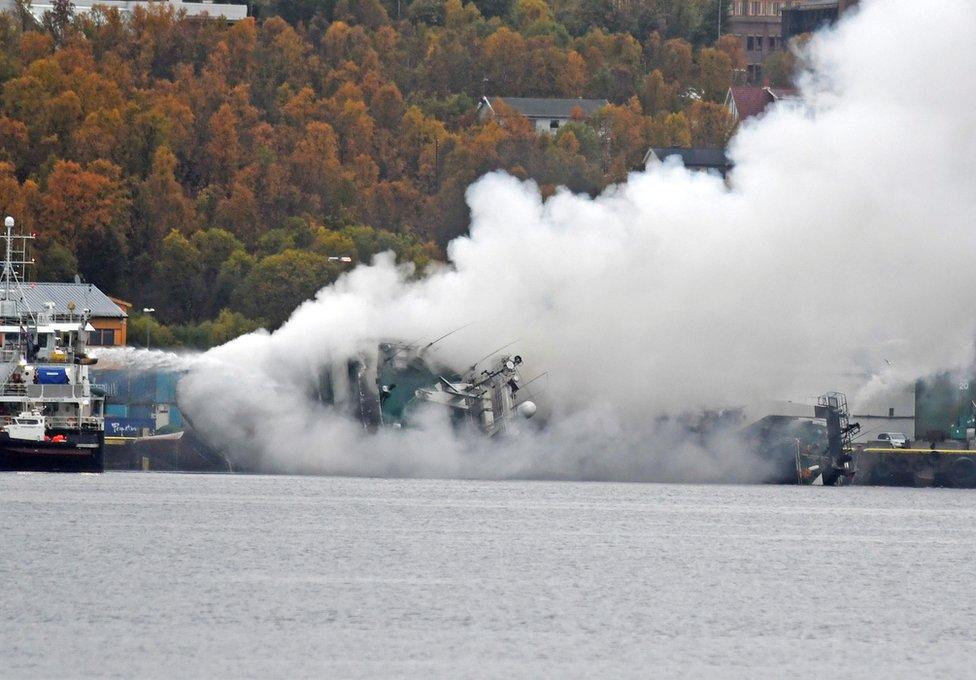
[176,0,976,480]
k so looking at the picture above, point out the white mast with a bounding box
[0,216,36,324]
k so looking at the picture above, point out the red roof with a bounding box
[767,87,799,101]
[727,86,771,122]
[726,86,801,122]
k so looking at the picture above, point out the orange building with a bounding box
[21,282,129,346]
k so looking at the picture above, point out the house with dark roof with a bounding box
[477,96,608,134]
[643,148,733,177]
[19,282,129,346]
[725,86,799,123]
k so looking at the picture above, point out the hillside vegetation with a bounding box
[0,0,742,346]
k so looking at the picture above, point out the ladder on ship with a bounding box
[815,392,860,485]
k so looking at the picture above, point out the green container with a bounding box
[916,374,976,440]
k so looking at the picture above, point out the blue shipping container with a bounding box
[105,403,129,418]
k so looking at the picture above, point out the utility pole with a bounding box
[718,0,722,38]
[143,307,155,349]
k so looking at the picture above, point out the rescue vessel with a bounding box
[0,216,105,472]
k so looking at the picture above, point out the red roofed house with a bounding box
[725,86,799,124]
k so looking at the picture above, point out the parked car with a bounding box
[877,432,909,448]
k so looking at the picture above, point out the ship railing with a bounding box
[0,415,102,430]
[45,416,103,430]
[0,384,101,399]
[26,384,90,399]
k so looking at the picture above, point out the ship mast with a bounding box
[2,216,13,309]
[0,216,35,325]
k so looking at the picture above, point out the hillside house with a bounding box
[725,85,799,123]
[477,96,608,134]
[644,148,733,178]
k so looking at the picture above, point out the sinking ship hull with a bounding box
[0,430,104,472]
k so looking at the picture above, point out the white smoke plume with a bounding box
[92,346,202,373]
[176,0,976,479]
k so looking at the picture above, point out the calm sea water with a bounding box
[2,473,975,679]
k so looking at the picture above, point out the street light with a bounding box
[143,307,155,349]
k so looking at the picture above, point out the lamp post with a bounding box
[143,307,155,349]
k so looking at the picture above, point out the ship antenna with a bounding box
[468,339,520,372]
[422,321,476,351]
[382,321,476,365]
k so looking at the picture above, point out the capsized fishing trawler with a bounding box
[0,216,105,472]
[318,339,538,436]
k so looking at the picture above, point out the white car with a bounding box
[877,432,909,448]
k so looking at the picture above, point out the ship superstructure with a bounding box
[0,216,105,472]
[319,340,537,436]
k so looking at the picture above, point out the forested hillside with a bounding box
[0,0,742,346]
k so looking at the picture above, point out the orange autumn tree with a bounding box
[0,0,738,344]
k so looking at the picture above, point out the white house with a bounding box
[477,96,608,134]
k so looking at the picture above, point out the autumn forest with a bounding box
[0,0,751,346]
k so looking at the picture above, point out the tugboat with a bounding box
[0,216,105,472]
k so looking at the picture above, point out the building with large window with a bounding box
[782,0,859,43]
[727,1,859,83]
[726,1,789,83]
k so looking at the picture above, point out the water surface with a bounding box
[2,473,974,678]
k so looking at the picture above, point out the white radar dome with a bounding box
[517,401,537,419]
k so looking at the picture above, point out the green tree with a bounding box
[152,230,205,323]
[190,228,245,315]
[35,241,78,281]
[763,50,795,88]
[128,313,178,348]
[232,249,339,327]
[207,308,261,345]
[696,47,731,102]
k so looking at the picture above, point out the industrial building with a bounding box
[726,0,859,83]
[0,0,247,22]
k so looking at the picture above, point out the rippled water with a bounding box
[2,473,975,678]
